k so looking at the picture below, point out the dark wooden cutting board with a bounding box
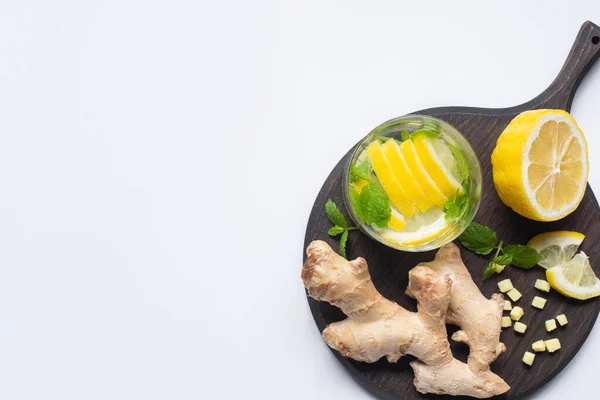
[303,21,600,400]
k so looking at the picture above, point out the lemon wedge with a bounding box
[491,110,589,221]
[412,134,463,196]
[388,208,407,232]
[400,139,448,209]
[528,230,600,300]
[528,231,585,269]
[546,252,600,300]
[382,139,434,213]
[366,141,416,217]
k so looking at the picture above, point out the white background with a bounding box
[1,0,599,399]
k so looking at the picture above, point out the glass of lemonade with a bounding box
[343,115,482,252]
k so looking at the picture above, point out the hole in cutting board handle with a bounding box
[593,36,600,45]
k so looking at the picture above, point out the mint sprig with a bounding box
[494,253,513,266]
[458,222,497,255]
[348,187,364,221]
[448,143,470,184]
[459,221,542,278]
[325,200,356,259]
[502,245,541,269]
[358,182,391,228]
[340,230,349,258]
[325,199,348,229]
[445,194,469,223]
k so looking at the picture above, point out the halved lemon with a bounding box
[491,110,589,221]
[381,206,450,245]
[528,231,585,269]
[546,252,600,300]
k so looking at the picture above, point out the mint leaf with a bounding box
[494,253,513,266]
[483,262,496,279]
[400,130,410,141]
[328,226,345,236]
[458,222,497,255]
[376,136,391,144]
[359,182,391,228]
[445,194,468,222]
[348,187,364,221]
[357,160,370,177]
[324,199,356,258]
[503,245,541,269]
[340,230,349,258]
[349,160,370,183]
[448,143,470,184]
[410,129,440,140]
[325,200,348,229]
[349,167,361,184]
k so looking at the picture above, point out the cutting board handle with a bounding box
[527,21,600,111]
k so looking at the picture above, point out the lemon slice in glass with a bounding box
[366,141,417,217]
[381,207,450,246]
[412,133,463,196]
[387,208,406,232]
[382,139,434,213]
[400,139,448,209]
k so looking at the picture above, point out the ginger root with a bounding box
[407,243,506,373]
[302,240,509,398]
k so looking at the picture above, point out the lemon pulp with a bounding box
[492,110,588,221]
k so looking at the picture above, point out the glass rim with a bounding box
[342,114,482,252]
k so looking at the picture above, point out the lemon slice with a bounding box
[431,138,463,183]
[546,252,600,300]
[491,109,589,221]
[366,141,417,217]
[381,207,450,245]
[382,139,434,213]
[412,134,463,196]
[528,231,585,269]
[400,139,448,209]
[388,208,406,232]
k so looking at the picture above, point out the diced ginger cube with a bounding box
[545,338,561,353]
[535,279,550,292]
[532,340,546,352]
[523,351,535,366]
[501,316,512,328]
[504,300,512,311]
[556,314,568,326]
[514,321,527,333]
[531,296,547,310]
[507,288,522,302]
[498,279,514,293]
[510,306,524,321]
[545,319,557,332]
[495,263,506,273]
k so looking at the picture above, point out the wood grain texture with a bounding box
[303,21,600,400]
